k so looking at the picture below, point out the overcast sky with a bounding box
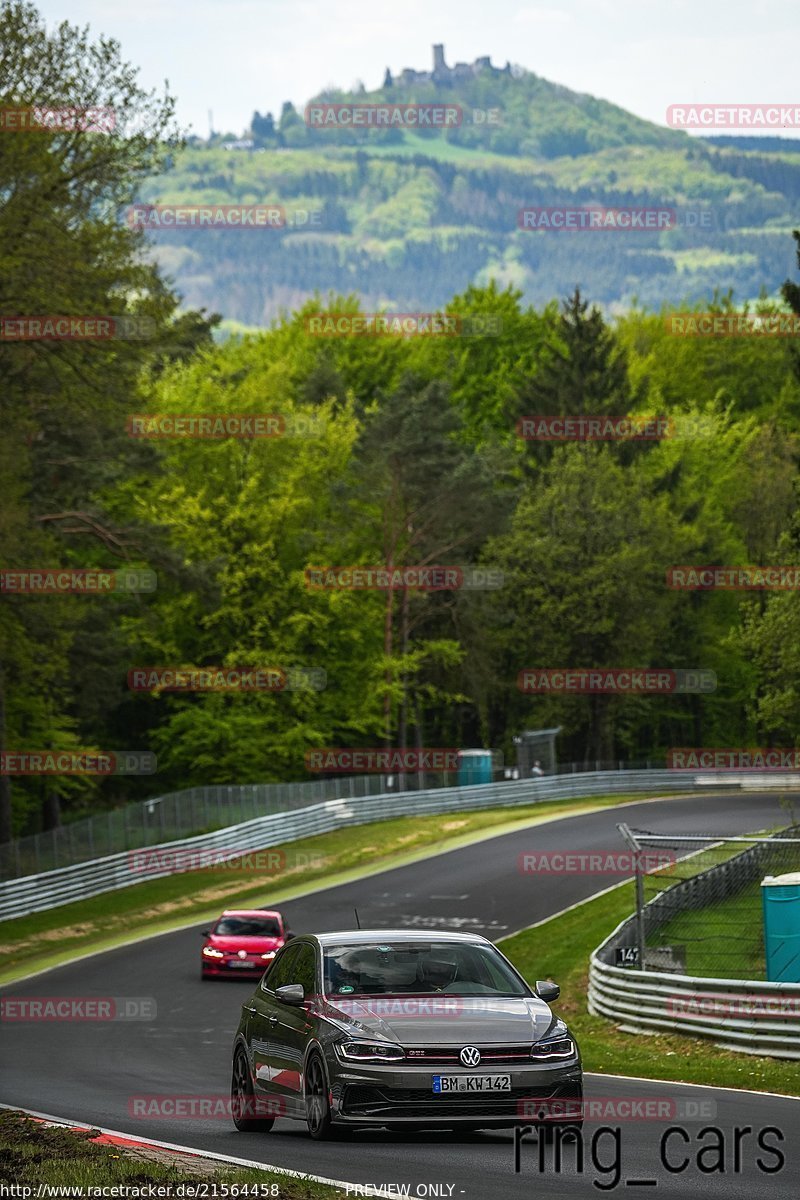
[37,0,799,139]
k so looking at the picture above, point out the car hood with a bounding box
[318,995,555,1044]
[208,935,283,953]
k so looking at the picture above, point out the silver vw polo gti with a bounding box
[231,929,583,1138]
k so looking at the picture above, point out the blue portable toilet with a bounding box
[457,750,493,786]
[761,872,800,983]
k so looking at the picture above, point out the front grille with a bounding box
[403,1044,535,1065]
[343,1080,581,1119]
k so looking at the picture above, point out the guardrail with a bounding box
[0,773,394,881]
[589,926,800,1060]
[588,830,800,1060]
[0,767,709,922]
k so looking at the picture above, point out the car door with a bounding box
[269,941,318,1115]
[248,944,300,1103]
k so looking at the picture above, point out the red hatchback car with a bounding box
[201,909,292,980]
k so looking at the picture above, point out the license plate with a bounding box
[227,960,256,968]
[432,1075,511,1093]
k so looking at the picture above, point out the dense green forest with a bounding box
[3,3,800,841]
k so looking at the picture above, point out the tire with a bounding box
[231,1047,276,1132]
[305,1052,335,1140]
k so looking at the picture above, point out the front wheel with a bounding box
[231,1048,275,1132]
[305,1053,334,1140]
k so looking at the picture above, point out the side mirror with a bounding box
[200,930,210,937]
[535,980,560,1003]
[284,930,296,941]
[275,983,305,1007]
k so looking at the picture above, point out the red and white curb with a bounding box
[0,1102,403,1197]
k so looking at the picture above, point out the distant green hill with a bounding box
[138,47,800,323]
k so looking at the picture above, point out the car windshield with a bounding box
[213,916,281,937]
[322,941,530,997]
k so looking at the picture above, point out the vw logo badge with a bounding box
[238,950,247,959]
[459,1045,481,1067]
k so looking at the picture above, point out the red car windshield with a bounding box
[213,916,281,937]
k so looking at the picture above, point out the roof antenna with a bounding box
[354,907,362,929]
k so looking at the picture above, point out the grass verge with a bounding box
[0,1109,338,1195]
[500,883,800,1096]
[0,792,663,984]
[656,877,766,979]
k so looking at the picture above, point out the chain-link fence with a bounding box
[619,821,800,979]
[0,775,398,880]
[0,757,666,882]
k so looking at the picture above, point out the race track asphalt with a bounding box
[1,791,799,1198]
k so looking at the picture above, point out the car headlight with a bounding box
[530,1035,575,1060]
[202,946,225,959]
[334,1040,405,1063]
[261,952,276,960]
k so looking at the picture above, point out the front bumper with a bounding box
[202,958,267,979]
[327,1058,583,1128]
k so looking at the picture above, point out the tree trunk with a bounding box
[42,787,61,832]
[414,697,425,789]
[0,664,12,844]
[397,586,410,791]
[383,584,394,742]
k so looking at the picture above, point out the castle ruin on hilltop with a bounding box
[383,44,513,89]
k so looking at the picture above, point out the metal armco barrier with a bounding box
[589,927,800,1060]
[0,773,393,880]
[0,768,794,922]
[589,829,800,1060]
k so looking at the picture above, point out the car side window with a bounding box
[262,944,299,992]
[290,942,318,996]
